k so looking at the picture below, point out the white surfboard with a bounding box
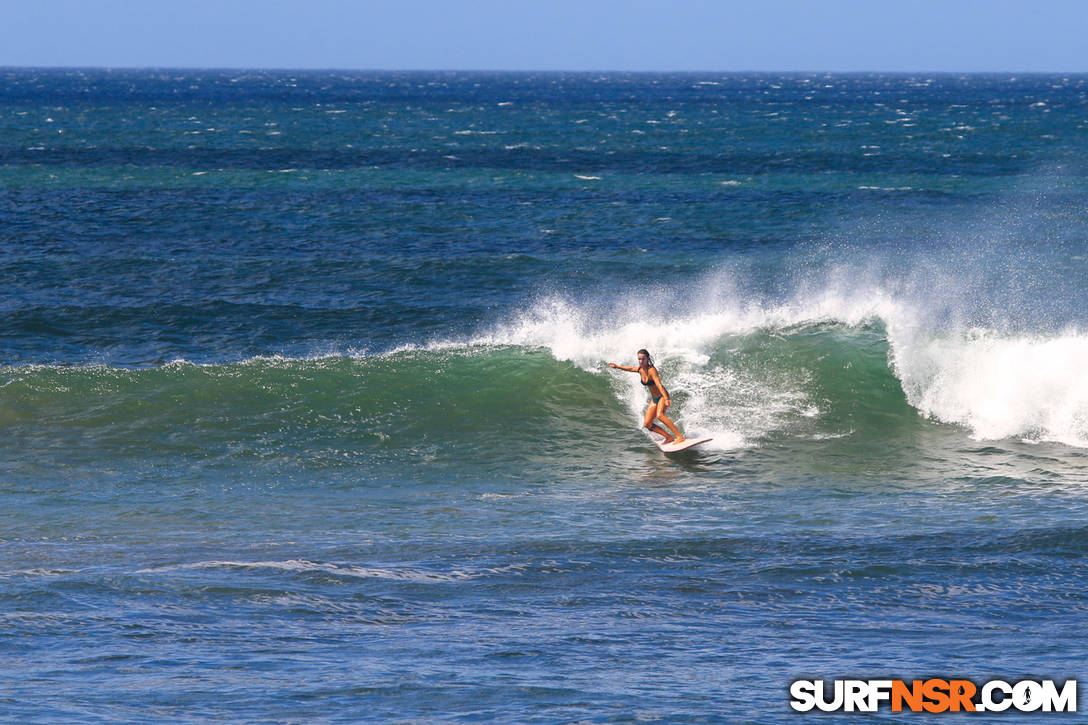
[657,437,712,453]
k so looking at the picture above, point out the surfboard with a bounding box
[657,437,712,453]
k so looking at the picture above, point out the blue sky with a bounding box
[2,0,1086,72]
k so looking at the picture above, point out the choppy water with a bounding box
[3,69,1088,722]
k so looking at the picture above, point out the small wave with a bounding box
[0,567,82,579]
[134,559,527,583]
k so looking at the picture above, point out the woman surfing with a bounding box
[609,349,686,445]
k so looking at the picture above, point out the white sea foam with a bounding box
[890,326,1088,447]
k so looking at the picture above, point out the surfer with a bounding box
[608,349,686,445]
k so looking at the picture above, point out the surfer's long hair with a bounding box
[637,349,654,369]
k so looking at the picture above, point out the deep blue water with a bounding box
[2,69,1088,722]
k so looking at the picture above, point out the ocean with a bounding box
[2,69,1087,722]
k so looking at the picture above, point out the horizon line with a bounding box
[4,65,1087,76]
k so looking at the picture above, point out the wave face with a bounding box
[7,281,1086,467]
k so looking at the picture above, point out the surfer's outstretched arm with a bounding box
[608,362,638,372]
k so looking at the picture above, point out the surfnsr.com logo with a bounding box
[790,679,1077,713]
